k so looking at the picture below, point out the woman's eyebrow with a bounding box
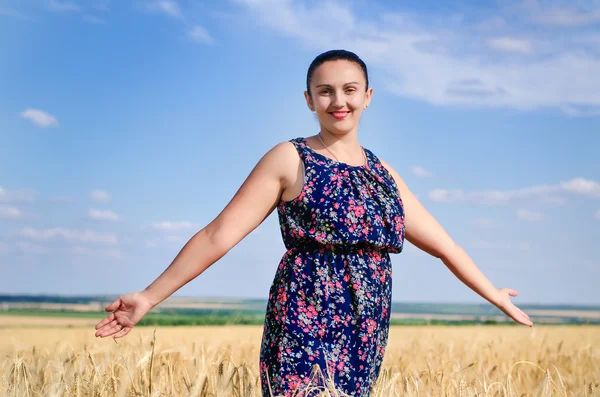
[315,82,360,88]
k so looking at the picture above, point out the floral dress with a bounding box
[259,137,405,396]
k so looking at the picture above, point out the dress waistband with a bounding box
[286,241,386,254]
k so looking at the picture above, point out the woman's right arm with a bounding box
[95,141,300,338]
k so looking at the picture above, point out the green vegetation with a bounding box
[2,296,600,326]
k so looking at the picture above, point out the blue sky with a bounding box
[1,0,598,305]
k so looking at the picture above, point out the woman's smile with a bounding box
[330,110,350,119]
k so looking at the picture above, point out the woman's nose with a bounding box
[332,92,345,107]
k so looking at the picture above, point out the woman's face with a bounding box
[305,60,372,136]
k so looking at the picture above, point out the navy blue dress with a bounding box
[259,137,405,396]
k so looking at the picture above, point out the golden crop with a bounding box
[1,323,598,396]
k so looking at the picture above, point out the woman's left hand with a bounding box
[495,288,533,327]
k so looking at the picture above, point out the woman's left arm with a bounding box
[379,159,533,327]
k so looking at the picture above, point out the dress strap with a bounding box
[289,137,308,161]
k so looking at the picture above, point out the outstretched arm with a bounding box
[379,158,533,327]
[95,142,301,338]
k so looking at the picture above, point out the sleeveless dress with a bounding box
[259,137,405,397]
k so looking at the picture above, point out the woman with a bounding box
[95,49,533,396]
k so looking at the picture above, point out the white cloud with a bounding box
[48,0,80,12]
[19,227,118,245]
[16,241,48,254]
[533,8,600,27]
[152,221,197,231]
[189,25,214,44]
[88,209,120,221]
[595,209,600,220]
[234,0,600,113]
[0,205,22,219]
[411,166,434,178]
[473,217,497,228]
[0,187,36,203]
[429,177,600,204]
[517,208,546,222]
[488,37,533,54]
[147,0,183,19]
[561,178,600,196]
[91,190,111,202]
[19,109,59,127]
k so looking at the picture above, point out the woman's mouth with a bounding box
[330,111,350,119]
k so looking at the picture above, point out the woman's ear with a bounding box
[364,87,373,109]
[304,91,315,112]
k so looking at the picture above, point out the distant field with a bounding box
[2,295,599,326]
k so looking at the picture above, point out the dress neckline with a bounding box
[300,137,371,170]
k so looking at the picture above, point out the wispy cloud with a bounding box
[517,208,546,222]
[0,187,36,203]
[47,0,80,12]
[16,241,48,254]
[233,0,600,114]
[0,205,22,219]
[411,166,434,178]
[18,227,118,245]
[152,221,197,231]
[533,8,600,27]
[488,37,533,54]
[429,177,600,204]
[189,25,214,44]
[91,190,111,202]
[20,108,59,127]
[146,0,183,19]
[88,209,120,221]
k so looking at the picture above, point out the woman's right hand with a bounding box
[94,291,154,339]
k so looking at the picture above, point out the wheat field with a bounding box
[1,324,599,396]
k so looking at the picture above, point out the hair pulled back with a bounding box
[306,49,369,96]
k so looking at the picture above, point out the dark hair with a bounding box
[306,49,369,96]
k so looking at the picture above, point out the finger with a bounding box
[95,319,117,337]
[113,326,132,339]
[508,289,518,297]
[96,319,118,336]
[514,306,531,321]
[95,312,115,330]
[96,319,120,337]
[105,298,122,312]
[516,310,533,326]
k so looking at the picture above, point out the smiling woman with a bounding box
[94,49,533,397]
